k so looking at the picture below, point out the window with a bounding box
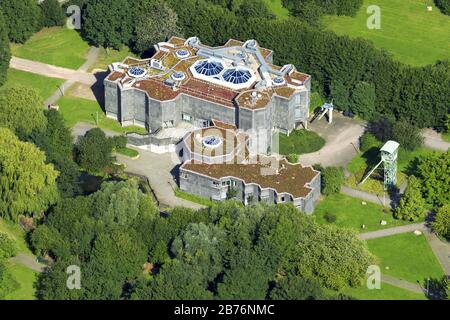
[182,113,192,121]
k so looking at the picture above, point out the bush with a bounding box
[392,121,423,151]
[322,167,344,195]
[433,205,450,240]
[324,212,337,223]
[359,133,380,153]
[286,153,299,163]
[76,128,114,174]
[435,0,450,15]
[0,233,17,260]
[110,135,127,149]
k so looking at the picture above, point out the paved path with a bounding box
[422,129,450,151]
[9,253,45,273]
[424,229,450,276]
[72,122,118,141]
[381,274,425,294]
[300,113,366,167]
[10,56,97,85]
[116,148,204,210]
[341,185,391,207]
[359,222,426,240]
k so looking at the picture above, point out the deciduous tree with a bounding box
[0,128,59,220]
[395,176,427,221]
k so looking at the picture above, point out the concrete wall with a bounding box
[180,168,321,213]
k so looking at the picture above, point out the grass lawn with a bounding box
[313,193,409,233]
[175,189,216,207]
[0,69,64,100]
[322,0,450,66]
[341,282,426,300]
[442,132,450,142]
[0,219,31,255]
[310,91,325,113]
[278,129,325,155]
[263,0,290,19]
[367,233,445,284]
[11,27,90,70]
[90,46,138,71]
[57,96,147,134]
[4,261,38,300]
[115,147,139,158]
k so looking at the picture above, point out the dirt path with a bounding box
[422,128,450,151]
[9,253,45,273]
[10,56,96,85]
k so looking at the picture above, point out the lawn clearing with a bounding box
[278,129,325,155]
[0,218,31,255]
[1,69,64,100]
[57,96,147,134]
[115,147,139,158]
[313,193,409,233]
[322,0,450,66]
[341,282,426,300]
[367,233,445,284]
[4,261,38,300]
[11,27,90,69]
[90,46,138,71]
[263,0,290,19]
[175,189,216,207]
[346,146,439,195]
[310,91,325,113]
[442,132,450,142]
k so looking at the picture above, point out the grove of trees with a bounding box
[33,196,373,299]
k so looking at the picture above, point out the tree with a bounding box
[236,0,275,20]
[0,233,17,259]
[433,205,450,240]
[0,12,11,87]
[91,180,156,226]
[415,152,450,208]
[270,274,325,300]
[0,261,19,299]
[132,0,182,54]
[368,117,394,142]
[0,0,42,43]
[350,82,376,120]
[40,0,66,27]
[392,121,423,151]
[83,0,133,49]
[395,176,427,221]
[29,110,81,197]
[0,86,47,137]
[0,128,59,220]
[76,128,114,174]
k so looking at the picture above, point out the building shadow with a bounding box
[90,70,108,110]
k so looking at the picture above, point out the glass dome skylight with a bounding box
[222,69,252,84]
[194,60,224,76]
[128,67,147,78]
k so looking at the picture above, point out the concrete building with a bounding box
[104,36,320,213]
[104,36,311,155]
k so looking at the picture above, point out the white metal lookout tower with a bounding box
[359,140,399,190]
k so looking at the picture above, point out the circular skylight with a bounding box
[171,71,186,81]
[272,77,285,85]
[128,67,147,78]
[222,69,252,85]
[194,60,224,76]
[175,49,190,59]
[202,136,223,148]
